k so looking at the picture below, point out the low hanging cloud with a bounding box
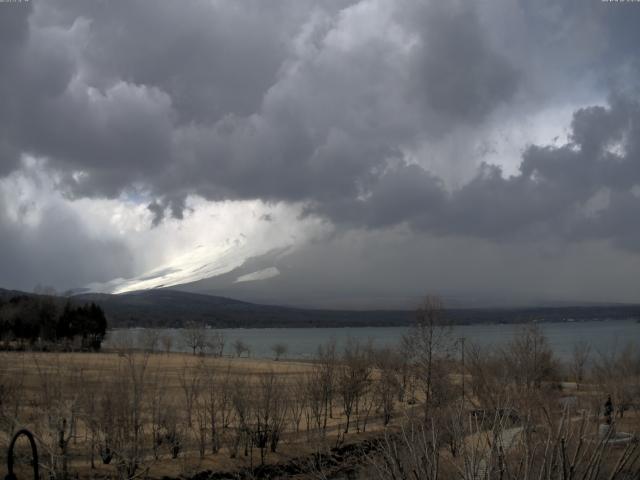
[0,164,135,291]
[1,0,640,298]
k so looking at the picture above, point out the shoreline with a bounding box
[106,316,640,331]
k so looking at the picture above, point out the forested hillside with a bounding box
[2,288,638,329]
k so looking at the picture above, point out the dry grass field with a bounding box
[0,349,412,479]
[2,318,640,480]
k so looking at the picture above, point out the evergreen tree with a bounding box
[0,296,108,351]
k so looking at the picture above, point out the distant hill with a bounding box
[2,288,639,328]
[72,289,414,328]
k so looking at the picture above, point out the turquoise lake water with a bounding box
[104,319,640,362]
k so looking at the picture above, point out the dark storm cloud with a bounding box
[408,1,519,128]
[320,93,640,251]
[0,199,134,292]
[0,1,33,176]
[0,0,519,210]
[40,0,301,123]
[147,201,165,228]
[1,0,640,262]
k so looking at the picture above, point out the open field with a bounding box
[0,349,412,479]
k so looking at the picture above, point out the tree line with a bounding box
[0,294,107,351]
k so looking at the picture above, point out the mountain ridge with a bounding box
[2,287,639,329]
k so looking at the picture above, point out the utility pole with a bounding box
[459,337,466,405]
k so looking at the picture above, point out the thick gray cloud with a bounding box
[311,93,640,253]
[408,1,519,128]
[0,195,133,292]
[1,0,640,300]
[0,0,521,209]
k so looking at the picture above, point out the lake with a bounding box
[103,319,640,362]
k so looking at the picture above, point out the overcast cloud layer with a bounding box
[1,0,640,305]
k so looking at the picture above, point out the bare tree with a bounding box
[404,295,452,418]
[372,347,401,426]
[0,352,25,438]
[288,375,308,435]
[146,369,167,461]
[271,342,288,361]
[139,329,160,353]
[33,355,83,480]
[203,364,233,454]
[305,369,327,438]
[317,339,337,428]
[570,340,591,391]
[267,376,288,454]
[207,331,225,357]
[194,386,208,459]
[593,342,640,419]
[178,361,203,427]
[337,339,372,433]
[367,404,640,480]
[160,334,173,354]
[101,350,152,479]
[233,339,250,358]
[249,371,288,464]
[181,323,207,355]
[504,323,557,390]
[355,376,376,433]
[78,372,102,469]
[466,343,511,411]
[159,407,183,459]
[230,376,252,459]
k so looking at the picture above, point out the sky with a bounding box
[1,0,640,307]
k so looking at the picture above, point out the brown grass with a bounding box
[0,350,406,479]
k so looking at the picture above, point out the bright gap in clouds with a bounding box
[235,267,281,284]
[84,198,331,294]
[404,98,590,190]
[0,157,330,294]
